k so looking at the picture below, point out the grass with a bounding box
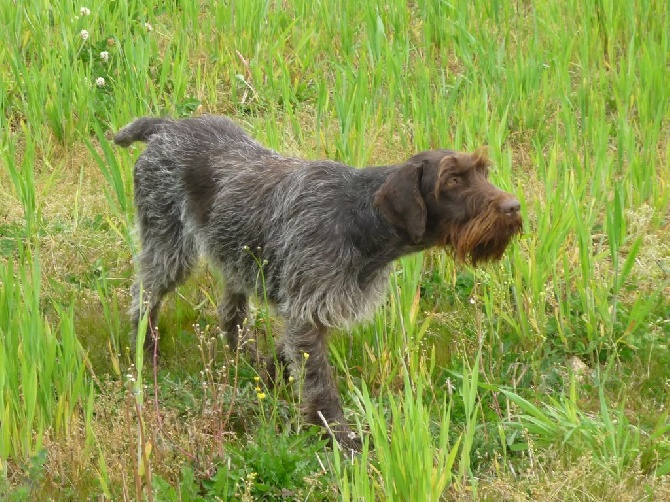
[1,0,670,499]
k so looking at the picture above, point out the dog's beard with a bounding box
[468,231,517,265]
[444,206,522,265]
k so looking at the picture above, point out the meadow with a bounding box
[1,0,669,499]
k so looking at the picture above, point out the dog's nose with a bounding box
[500,198,520,215]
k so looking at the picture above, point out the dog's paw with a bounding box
[330,428,365,454]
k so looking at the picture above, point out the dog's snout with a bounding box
[499,197,520,215]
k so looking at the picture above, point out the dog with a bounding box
[114,115,522,450]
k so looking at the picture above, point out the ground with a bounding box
[1,1,669,500]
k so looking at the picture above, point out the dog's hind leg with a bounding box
[129,227,198,355]
[218,290,249,350]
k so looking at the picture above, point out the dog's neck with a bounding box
[352,165,435,284]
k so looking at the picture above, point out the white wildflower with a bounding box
[144,22,153,31]
[80,7,91,16]
[100,51,109,62]
[95,77,105,87]
[80,29,89,41]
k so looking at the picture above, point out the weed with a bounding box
[2,0,670,498]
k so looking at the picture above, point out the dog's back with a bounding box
[115,115,279,167]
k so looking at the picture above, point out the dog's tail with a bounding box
[113,117,170,147]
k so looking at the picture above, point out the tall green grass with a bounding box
[0,248,94,477]
[1,98,94,486]
[1,0,669,498]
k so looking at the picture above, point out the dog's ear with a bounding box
[471,146,491,169]
[373,162,426,243]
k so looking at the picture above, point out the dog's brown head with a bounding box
[373,148,523,264]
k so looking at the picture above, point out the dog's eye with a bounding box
[447,176,460,187]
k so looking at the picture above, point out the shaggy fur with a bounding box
[114,115,523,450]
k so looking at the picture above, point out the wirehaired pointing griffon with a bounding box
[114,115,522,450]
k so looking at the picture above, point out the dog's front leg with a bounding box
[282,319,361,451]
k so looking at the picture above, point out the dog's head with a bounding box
[373,148,523,264]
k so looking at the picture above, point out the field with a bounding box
[1,0,670,500]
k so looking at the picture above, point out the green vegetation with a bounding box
[1,0,669,499]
